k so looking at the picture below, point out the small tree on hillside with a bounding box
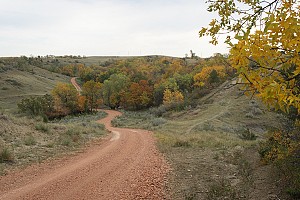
[82,80,102,112]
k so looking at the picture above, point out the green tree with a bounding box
[101,74,130,109]
[18,94,54,117]
[82,80,102,112]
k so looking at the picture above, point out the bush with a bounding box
[0,147,14,163]
[24,135,37,146]
[172,139,191,148]
[259,130,300,198]
[18,94,54,117]
[35,123,49,133]
[57,128,80,147]
[151,118,167,126]
[203,122,215,131]
[149,105,167,117]
[238,128,257,141]
[207,179,238,200]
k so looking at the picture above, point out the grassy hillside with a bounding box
[0,58,108,175]
[0,66,69,112]
[0,111,107,175]
[111,81,290,199]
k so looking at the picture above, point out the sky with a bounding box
[0,0,229,58]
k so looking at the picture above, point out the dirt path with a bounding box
[71,77,82,93]
[0,79,170,199]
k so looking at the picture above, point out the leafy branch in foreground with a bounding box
[200,0,300,115]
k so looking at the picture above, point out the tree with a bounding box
[194,66,226,87]
[82,80,102,112]
[163,89,184,110]
[200,0,300,114]
[51,83,79,115]
[174,73,194,93]
[101,74,130,109]
[127,80,153,110]
[18,94,54,117]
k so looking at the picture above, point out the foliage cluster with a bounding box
[55,56,232,111]
[15,55,232,117]
[201,0,300,114]
[259,129,300,198]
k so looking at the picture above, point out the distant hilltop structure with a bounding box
[185,50,198,59]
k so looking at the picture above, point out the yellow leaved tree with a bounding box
[194,65,226,87]
[200,0,300,114]
[163,89,184,110]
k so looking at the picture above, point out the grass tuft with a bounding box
[24,135,37,146]
[0,147,14,163]
[207,179,238,200]
[35,123,49,133]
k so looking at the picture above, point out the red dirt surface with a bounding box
[70,77,82,93]
[0,91,170,199]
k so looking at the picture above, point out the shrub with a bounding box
[0,147,14,163]
[18,94,54,117]
[24,135,37,146]
[35,123,49,133]
[238,128,257,141]
[151,118,167,126]
[63,129,82,144]
[172,139,191,148]
[252,107,263,115]
[202,122,215,131]
[245,112,254,118]
[207,179,238,200]
[149,105,167,117]
[259,130,300,198]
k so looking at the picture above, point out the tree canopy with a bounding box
[200,0,300,114]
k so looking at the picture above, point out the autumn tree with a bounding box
[200,0,300,114]
[78,66,94,82]
[82,80,102,112]
[194,66,226,87]
[127,80,153,110]
[51,83,79,115]
[163,89,184,110]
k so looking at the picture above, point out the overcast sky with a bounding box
[0,0,229,58]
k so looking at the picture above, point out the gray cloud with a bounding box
[0,0,228,57]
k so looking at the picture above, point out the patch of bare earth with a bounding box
[0,110,170,200]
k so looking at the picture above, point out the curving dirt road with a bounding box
[0,79,170,199]
[71,77,82,93]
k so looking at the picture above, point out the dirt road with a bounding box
[71,77,82,93]
[0,80,170,199]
